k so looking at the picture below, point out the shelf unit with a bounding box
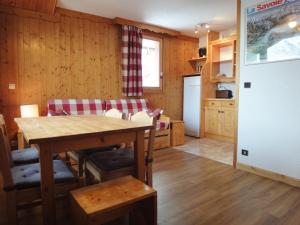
[209,37,236,83]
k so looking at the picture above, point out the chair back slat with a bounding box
[131,112,157,186]
[130,111,153,124]
[0,115,14,189]
[104,109,123,119]
[0,115,12,162]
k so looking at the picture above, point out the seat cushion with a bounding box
[75,145,120,157]
[10,160,75,190]
[11,147,59,165]
[89,149,134,172]
[11,147,39,165]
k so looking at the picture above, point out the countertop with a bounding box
[205,98,235,101]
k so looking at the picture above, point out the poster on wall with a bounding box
[246,0,300,64]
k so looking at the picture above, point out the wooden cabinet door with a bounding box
[220,108,235,137]
[205,107,220,135]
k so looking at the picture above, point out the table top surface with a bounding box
[15,115,152,144]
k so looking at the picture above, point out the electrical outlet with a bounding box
[9,83,16,90]
[242,149,249,156]
[244,82,251,88]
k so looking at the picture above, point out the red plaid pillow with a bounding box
[47,99,106,116]
[105,99,149,114]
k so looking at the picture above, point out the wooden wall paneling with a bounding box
[96,22,105,98]
[107,24,121,99]
[85,19,97,98]
[58,15,72,99]
[100,23,110,98]
[0,13,3,114]
[83,19,93,97]
[0,13,20,135]
[0,7,199,138]
[0,0,57,15]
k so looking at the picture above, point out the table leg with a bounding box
[17,130,24,149]
[135,130,145,182]
[38,144,56,225]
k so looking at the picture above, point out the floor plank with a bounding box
[0,149,299,225]
[153,149,300,225]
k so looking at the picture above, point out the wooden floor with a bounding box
[174,137,234,165]
[1,149,300,225]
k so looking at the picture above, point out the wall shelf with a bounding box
[210,77,235,83]
[212,59,233,63]
[187,57,207,74]
[209,36,236,83]
[187,57,207,62]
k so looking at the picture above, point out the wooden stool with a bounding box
[70,176,157,225]
[170,120,185,146]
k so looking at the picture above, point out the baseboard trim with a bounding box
[237,163,300,188]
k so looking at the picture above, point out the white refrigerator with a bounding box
[183,76,201,137]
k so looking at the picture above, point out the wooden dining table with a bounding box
[14,115,153,225]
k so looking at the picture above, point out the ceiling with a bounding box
[57,0,237,37]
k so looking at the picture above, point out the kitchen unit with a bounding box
[204,99,235,142]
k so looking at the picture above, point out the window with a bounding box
[142,35,162,92]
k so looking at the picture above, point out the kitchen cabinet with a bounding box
[204,99,235,142]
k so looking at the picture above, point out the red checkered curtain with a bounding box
[122,25,143,96]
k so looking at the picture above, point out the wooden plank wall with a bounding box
[0,7,198,138]
[0,0,57,14]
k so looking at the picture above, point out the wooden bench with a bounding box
[70,176,157,225]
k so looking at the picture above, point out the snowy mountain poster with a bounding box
[246,0,300,64]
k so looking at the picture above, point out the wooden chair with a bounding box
[0,114,58,165]
[0,122,79,225]
[85,111,157,186]
[70,176,157,225]
[65,109,123,178]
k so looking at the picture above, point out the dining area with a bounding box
[0,107,159,225]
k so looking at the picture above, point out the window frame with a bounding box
[142,34,163,93]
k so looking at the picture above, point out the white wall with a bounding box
[220,27,236,39]
[238,0,300,179]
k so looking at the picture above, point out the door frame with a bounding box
[233,0,241,168]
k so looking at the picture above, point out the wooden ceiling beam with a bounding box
[114,17,181,36]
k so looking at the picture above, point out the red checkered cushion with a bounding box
[156,121,169,130]
[105,99,149,115]
[47,99,106,116]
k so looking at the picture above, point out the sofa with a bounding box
[47,99,170,150]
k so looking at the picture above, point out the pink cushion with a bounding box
[147,108,162,120]
[47,99,106,116]
[156,121,169,130]
[105,99,149,115]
